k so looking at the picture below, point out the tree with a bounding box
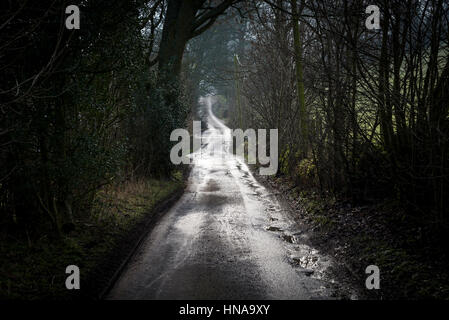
[156,0,240,81]
[290,0,307,153]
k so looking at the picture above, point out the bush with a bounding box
[295,158,318,188]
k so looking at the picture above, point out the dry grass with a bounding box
[92,177,179,226]
[0,174,184,299]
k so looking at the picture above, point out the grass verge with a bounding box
[0,172,186,299]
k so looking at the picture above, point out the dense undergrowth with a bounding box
[266,175,449,300]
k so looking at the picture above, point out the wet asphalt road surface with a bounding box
[107,96,345,300]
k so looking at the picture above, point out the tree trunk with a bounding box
[379,4,394,153]
[157,0,197,81]
[157,0,235,82]
[290,0,307,153]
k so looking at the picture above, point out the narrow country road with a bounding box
[107,96,347,300]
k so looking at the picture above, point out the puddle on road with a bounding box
[265,226,283,232]
[286,244,333,282]
[281,234,296,243]
[175,212,204,237]
[263,204,343,289]
[202,179,220,192]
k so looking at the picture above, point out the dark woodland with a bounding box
[1,0,448,301]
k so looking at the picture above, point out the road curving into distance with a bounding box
[107,96,353,300]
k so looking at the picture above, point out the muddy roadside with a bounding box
[252,171,449,300]
[254,172,367,299]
